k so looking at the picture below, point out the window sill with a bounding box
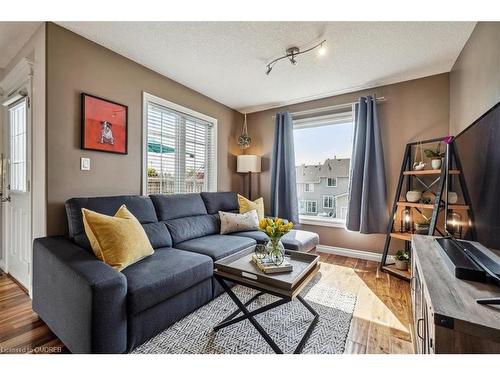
[298,215,346,228]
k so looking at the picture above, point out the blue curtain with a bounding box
[346,96,388,233]
[270,112,299,223]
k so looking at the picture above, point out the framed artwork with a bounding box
[81,93,128,154]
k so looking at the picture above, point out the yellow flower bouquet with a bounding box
[258,217,293,265]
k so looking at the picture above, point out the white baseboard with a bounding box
[0,259,6,273]
[316,244,382,262]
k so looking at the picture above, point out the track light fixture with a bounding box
[265,40,326,75]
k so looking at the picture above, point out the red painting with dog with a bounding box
[82,94,128,154]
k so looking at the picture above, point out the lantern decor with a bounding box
[448,211,463,238]
[400,207,413,233]
[237,114,251,149]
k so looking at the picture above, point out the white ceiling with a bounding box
[58,22,475,113]
[0,22,41,69]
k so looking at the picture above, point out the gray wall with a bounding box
[450,22,500,135]
[46,23,244,235]
[246,73,450,254]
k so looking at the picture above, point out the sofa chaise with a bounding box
[33,192,319,353]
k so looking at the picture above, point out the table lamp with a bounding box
[237,155,261,200]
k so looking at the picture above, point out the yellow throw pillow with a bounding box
[82,205,154,271]
[237,194,265,220]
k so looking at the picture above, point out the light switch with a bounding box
[81,157,91,171]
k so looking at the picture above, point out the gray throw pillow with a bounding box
[219,210,259,234]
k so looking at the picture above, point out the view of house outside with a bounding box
[296,158,350,220]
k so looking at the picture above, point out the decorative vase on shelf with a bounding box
[265,238,285,266]
[431,158,442,170]
[395,259,408,271]
[448,192,458,204]
[406,190,422,203]
[413,161,426,171]
[393,250,410,271]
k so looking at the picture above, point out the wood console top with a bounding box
[412,235,500,341]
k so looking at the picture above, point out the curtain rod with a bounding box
[271,96,386,119]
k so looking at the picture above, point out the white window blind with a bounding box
[8,99,28,193]
[146,101,216,195]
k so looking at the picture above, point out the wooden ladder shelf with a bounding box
[380,138,475,281]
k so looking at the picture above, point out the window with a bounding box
[143,93,217,195]
[300,200,317,214]
[8,99,28,192]
[327,177,337,187]
[293,110,353,225]
[323,195,334,209]
[304,183,314,192]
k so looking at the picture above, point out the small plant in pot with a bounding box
[393,250,410,271]
[424,142,445,170]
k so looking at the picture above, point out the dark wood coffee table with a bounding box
[213,246,320,354]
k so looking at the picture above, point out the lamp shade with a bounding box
[237,155,261,173]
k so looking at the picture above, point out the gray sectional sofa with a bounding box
[32,192,319,353]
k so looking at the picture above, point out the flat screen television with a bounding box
[454,101,500,252]
[441,102,500,304]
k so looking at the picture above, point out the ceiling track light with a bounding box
[265,39,326,76]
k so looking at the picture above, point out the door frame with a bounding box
[0,49,46,297]
[1,59,33,290]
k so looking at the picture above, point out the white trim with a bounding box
[299,215,345,228]
[142,94,148,195]
[141,91,218,195]
[30,25,47,245]
[341,207,348,221]
[316,244,382,262]
[0,58,33,96]
[334,192,349,198]
[0,25,46,297]
[143,92,218,124]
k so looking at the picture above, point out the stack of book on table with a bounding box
[251,254,293,274]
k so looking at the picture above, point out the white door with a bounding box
[3,98,31,289]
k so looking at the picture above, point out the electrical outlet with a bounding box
[81,157,91,171]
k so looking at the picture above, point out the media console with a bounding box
[411,235,500,353]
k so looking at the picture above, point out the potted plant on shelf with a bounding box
[393,250,410,271]
[424,142,445,169]
[258,217,293,265]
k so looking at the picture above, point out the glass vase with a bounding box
[266,238,285,265]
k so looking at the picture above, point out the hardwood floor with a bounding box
[0,254,414,354]
[0,272,66,354]
[311,252,414,354]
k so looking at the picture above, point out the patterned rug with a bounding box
[132,275,356,354]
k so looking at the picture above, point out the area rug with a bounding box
[132,276,356,354]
